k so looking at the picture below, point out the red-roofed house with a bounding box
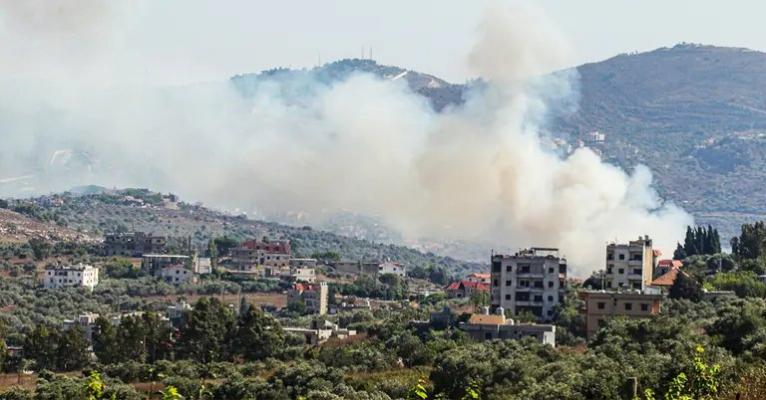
[650,268,683,294]
[446,280,489,299]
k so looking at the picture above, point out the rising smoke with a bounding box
[0,3,692,275]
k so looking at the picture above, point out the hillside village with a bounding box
[0,189,763,398]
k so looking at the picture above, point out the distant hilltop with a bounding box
[231,44,766,242]
[230,58,468,111]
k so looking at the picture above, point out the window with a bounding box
[506,265,512,272]
[559,265,567,274]
[548,267,554,274]
[548,281,554,288]
[597,302,605,310]
[492,261,501,273]
[533,295,543,302]
[533,281,543,288]
[505,280,512,286]
[547,295,553,302]
[520,265,530,273]
[493,280,499,287]
[606,267,613,274]
[505,294,511,300]
[641,303,649,312]
[619,254,625,260]
[607,253,614,260]
[632,268,642,275]
[618,268,625,274]
[625,303,633,311]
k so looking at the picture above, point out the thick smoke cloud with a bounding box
[0,3,692,275]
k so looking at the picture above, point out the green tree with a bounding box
[23,326,56,371]
[28,239,51,261]
[669,273,702,302]
[92,316,118,364]
[55,326,90,371]
[160,386,183,400]
[469,290,489,311]
[231,304,285,361]
[177,297,235,363]
[213,237,239,257]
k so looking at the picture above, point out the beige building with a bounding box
[460,308,556,346]
[490,248,567,321]
[579,290,662,339]
[284,320,357,346]
[291,266,317,283]
[288,282,329,315]
[231,248,290,273]
[62,312,100,342]
[604,236,657,291]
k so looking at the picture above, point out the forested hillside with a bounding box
[2,189,479,275]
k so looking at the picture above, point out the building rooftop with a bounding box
[46,263,95,271]
[579,290,663,299]
[143,254,189,258]
[468,314,507,326]
[651,268,681,287]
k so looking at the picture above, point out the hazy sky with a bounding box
[2,0,765,84]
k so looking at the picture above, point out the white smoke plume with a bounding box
[0,3,692,275]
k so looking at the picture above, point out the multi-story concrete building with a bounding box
[103,232,167,257]
[460,308,556,346]
[288,282,329,315]
[141,254,190,275]
[290,258,318,269]
[579,290,662,339]
[291,267,317,283]
[240,239,291,254]
[44,263,99,291]
[332,260,405,278]
[490,247,567,321]
[332,260,381,276]
[604,236,657,291]
[231,239,291,272]
[159,264,197,285]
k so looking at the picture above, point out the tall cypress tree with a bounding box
[684,226,696,256]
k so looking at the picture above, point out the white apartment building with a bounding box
[44,263,100,291]
[490,248,567,321]
[604,236,656,291]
